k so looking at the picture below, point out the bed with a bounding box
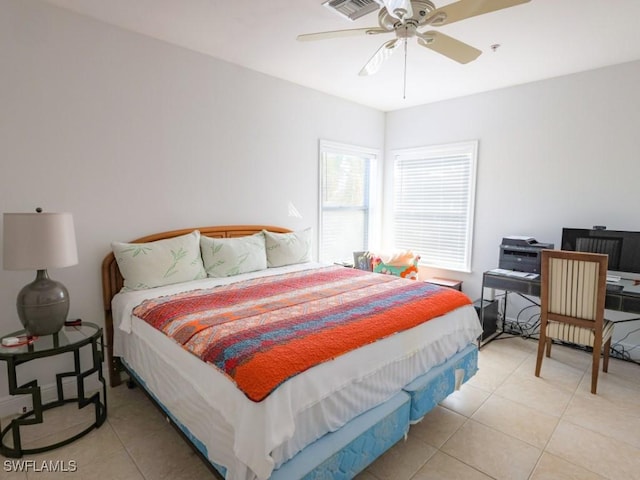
[101,225,482,480]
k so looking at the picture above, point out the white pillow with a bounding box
[264,228,312,267]
[112,230,206,290]
[200,233,267,278]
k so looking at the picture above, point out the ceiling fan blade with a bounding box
[297,27,388,42]
[417,31,481,64]
[425,0,530,26]
[359,39,401,76]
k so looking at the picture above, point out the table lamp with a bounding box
[2,209,78,336]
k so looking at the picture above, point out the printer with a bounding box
[499,236,554,274]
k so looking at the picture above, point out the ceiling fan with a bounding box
[297,0,531,76]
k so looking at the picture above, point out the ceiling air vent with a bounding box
[322,0,380,21]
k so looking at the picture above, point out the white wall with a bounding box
[0,0,385,403]
[385,60,640,358]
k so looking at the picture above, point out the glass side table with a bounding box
[0,322,107,457]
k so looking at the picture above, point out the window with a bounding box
[319,140,380,264]
[391,141,478,272]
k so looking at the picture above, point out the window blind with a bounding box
[392,141,477,272]
[319,140,380,264]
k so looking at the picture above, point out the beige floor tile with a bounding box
[604,356,640,386]
[15,422,95,452]
[529,452,606,480]
[409,405,466,448]
[413,451,493,480]
[107,395,173,448]
[477,337,533,370]
[366,434,436,480]
[77,450,144,480]
[4,401,99,449]
[466,356,515,393]
[536,343,592,371]
[440,419,541,480]
[439,384,491,418]
[516,352,586,392]
[563,391,640,449]
[0,424,125,479]
[21,422,124,469]
[173,460,218,480]
[471,395,559,449]
[547,420,640,480]
[77,448,144,480]
[493,372,574,417]
[125,424,209,480]
[24,448,143,480]
[106,383,148,410]
[2,339,637,480]
[0,464,28,480]
[575,367,640,409]
[354,470,380,480]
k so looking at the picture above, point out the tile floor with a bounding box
[1,336,639,479]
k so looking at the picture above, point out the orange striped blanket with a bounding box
[133,265,471,402]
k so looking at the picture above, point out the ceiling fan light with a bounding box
[359,38,400,76]
[393,7,409,18]
[380,0,413,19]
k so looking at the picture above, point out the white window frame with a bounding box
[318,139,381,264]
[391,140,478,272]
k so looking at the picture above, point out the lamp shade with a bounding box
[3,212,78,271]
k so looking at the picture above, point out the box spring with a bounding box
[123,343,478,479]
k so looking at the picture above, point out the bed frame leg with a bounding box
[108,354,123,387]
[105,310,124,387]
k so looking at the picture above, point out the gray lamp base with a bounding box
[17,270,69,336]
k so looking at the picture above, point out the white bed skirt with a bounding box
[116,304,480,480]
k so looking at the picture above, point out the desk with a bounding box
[479,270,640,345]
[424,277,463,291]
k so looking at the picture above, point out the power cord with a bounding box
[610,326,640,365]
[500,305,640,365]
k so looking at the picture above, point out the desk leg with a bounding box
[479,276,486,348]
[502,291,508,335]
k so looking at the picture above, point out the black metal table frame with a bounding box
[0,323,107,457]
[479,271,640,347]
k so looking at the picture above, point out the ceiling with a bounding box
[40,0,640,111]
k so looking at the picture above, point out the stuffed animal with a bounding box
[371,250,420,280]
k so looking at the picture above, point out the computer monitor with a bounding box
[561,228,640,280]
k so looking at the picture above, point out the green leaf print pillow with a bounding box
[264,228,312,267]
[112,230,206,290]
[200,232,267,278]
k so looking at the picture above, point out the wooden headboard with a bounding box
[101,224,292,386]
